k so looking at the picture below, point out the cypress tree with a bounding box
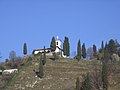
[93,44,97,57]
[63,39,66,55]
[77,39,81,60]
[76,77,80,90]
[101,44,109,90]
[102,62,108,90]
[63,36,70,56]
[66,37,70,56]
[43,46,46,65]
[101,40,104,58]
[50,36,56,52]
[81,73,92,90]
[38,53,44,78]
[102,41,104,53]
[104,43,110,60]
[82,43,86,59]
[23,42,27,55]
[108,39,116,55]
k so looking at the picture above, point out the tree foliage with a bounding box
[80,73,92,90]
[43,46,46,65]
[38,53,44,78]
[102,44,109,90]
[114,39,120,56]
[108,39,116,55]
[82,43,86,58]
[87,47,93,59]
[101,40,104,55]
[63,36,70,56]
[23,42,27,55]
[76,77,80,90]
[9,51,16,60]
[93,44,97,58]
[102,62,108,90]
[50,36,56,52]
[77,40,81,60]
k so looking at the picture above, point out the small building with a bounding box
[33,48,51,55]
[3,69,18,74]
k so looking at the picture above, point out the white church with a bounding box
[33,36,66,58]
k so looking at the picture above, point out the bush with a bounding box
[80,73,92,90]
[112,54,119,62]
[53,52,59,60]
[27,56,32,62]
[76,56,81,61]
[0,65,5,71]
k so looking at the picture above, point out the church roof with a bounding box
[34,48,51,51]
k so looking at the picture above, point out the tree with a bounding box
[108,39,116,55]
[9,51,17,69]
[38,53,44,78]
[102,61,108,90]
[77,39,81,60]
[93,44,97,58]
[63,36,70,56]
[104,43,110,62]
[101,44,109,90]
[50,36,56,52]
[80,73,92,90]
[63,40,66,56]
[117,48,120,57]
[23,42,27,55]
[9,51,16,60]
[114,39,120,56]
[5,59,9,64]
[43,46,46,65]
[66,37,70,56]
[76,77,80,90]
[82,43,86,59]
[52,52,59,60]
[101,40,104,55]
[87,47,93,59]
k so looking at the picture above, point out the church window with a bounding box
[57,42,58,45]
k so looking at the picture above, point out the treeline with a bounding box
[50,36,120,60]
[75,39,120,90]
[76,39,120,60]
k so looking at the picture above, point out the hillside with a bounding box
[4,57,120,90]
[4,57,94,90]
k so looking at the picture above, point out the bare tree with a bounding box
[87,47,93,60]
[91,61,103,90]
[9,51,16,60]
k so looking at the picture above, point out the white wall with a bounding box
[55,40,62,53]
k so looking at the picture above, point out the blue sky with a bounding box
[0,0,120,61]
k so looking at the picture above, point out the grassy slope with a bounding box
[5,57,94,90]
[4,57,120,90]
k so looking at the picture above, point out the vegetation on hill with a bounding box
[0,38,120,90]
